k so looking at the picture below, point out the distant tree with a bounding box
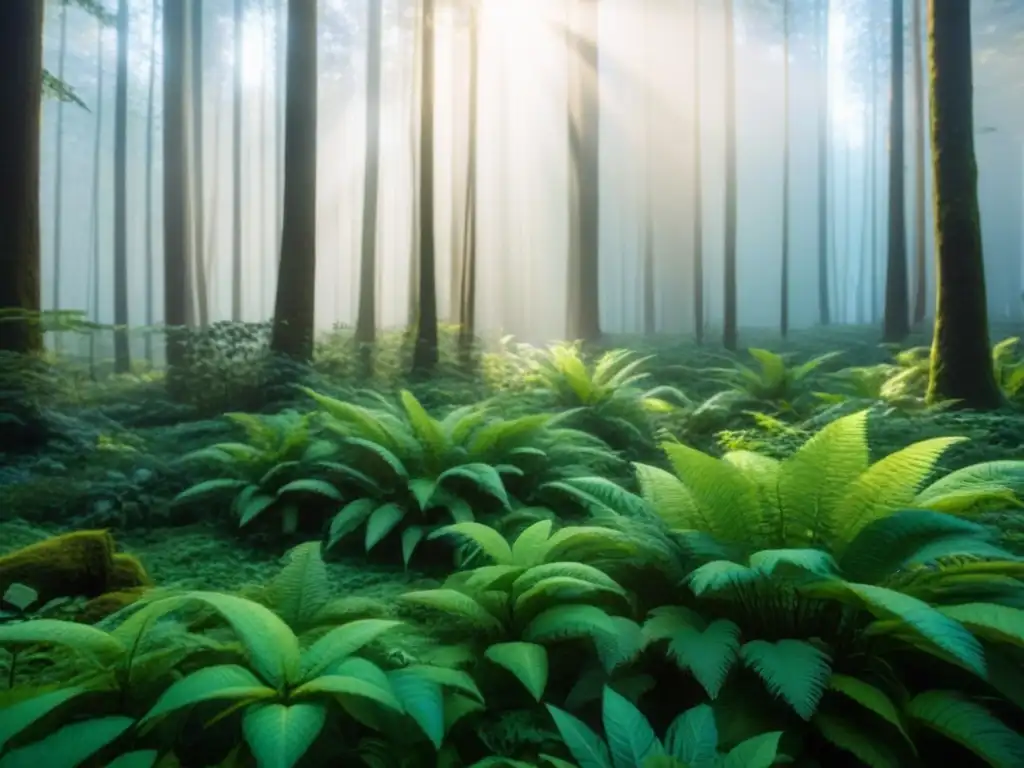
[780,0,791,338]
[232,0,245,322]
[270,0,319,362]
[692,0,704,344]
[163,0,190,385]
[925,0,1002,409]
[816,0,830,326]
[456,0,480,364]
[113,0,132,373]
[0,1,44,356]
[911,0,927,325]
[411,0,440,373]
[722,0,738,350]
[882,0,910,341]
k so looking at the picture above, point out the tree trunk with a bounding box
[0,0,44,356]
[692,0,704,344]
[911,0,927,324]
[88,22,104,373]
[883,0,910,342]
[232,0,244,321]
[411,0,439,373]
[869,0,880,322]
[817,0,831,325]
[52,2,69,353]
[113,0,132,373]
[144,0,158,363]
[191,0,208,327]
[163,0,190,382]
[270,0,318,362]
[780,0,790,338]
[722,0,738,350]
[642,0,655,336]
[356,0,383,365]
[566,0,601,342]
[925,0,1001,409]
[457,0,480,363]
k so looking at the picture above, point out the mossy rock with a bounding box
[75,587,149,624]
[0,530,151,606]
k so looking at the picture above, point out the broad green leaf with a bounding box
[139,664,275,725]
[104,751,160,768]
[173,479,248,505]
[290,675,402,712]
[663,704,717,768]
[365,503,406,551]
[328,498,377,549]
[430,522,514,565]
[0,619,124,661]
[242,702,327,768]
[719,731,783,768]
[602,687,666,768]
[907,690,1024,767]
[438,464,512,509]
[388,668,446,748]
[0,716,133,768]
[0,687,90,753]
[299,619,403,680]
[485,642,549,701]
[276,478,343,501]
[546,704,614,768]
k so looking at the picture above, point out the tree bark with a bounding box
[52,2,69,353]
[0,0,44,356]
[163,0,190,380]
[722,0,738,349]
[816,0,831,325]
[780,0,790,337]
[692,0,704,344]
[270,0,318,362]
[883,0,910,342]
[925,0,1002,409]
[144,0,158,363]
[356,0,383,355]
[232,0,244,321]
[411,0,439,373]
[566,0,601,342]
[457,0,480,363]
[911,0,927,325]
[113,0,132,373]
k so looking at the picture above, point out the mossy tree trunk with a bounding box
[270,0,318,363]
[910,0,927,325]
[0,0,44,356]
[924,0,1002,409]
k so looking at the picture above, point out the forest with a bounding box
[2,0,1024,766]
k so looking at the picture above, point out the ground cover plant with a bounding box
[4,324,1024,766]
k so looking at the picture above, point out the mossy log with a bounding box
[0,530,151,609]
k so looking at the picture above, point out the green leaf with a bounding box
[169,592,302,688]
[719,731,783,768]
[827,674,911,743]
[0,687,90,754]
[663,704,717,768]
[328,498,377,549]
[365,503,406,551]
[173,479,248,505]
[602,686,666,768]
[546,704,614,768]
[139,664,276,725]
[437,463,512,509]
[0,619,125,661]
[239,492,278,526]
[430,522,515,565]
[388,668,446,748]
[290,675,402,712]
[658,614,741,700]
[0,716,134,768]
[740,639,832,720]
[907,690,1024,767]
[242,702,327,768]
[813,711,903,768]
[485,642,549,701]
[276,478,343,501]
[402,526,426,567]
[104,751,160,768]
[399,589,504,633]
[299,619,403,681]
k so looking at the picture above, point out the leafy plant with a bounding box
[703,348,841,413]
[172,411,341,534]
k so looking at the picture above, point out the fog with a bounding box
[38,0,1024,349]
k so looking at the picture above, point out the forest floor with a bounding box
[4,322,1024,603]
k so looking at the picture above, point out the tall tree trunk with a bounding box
[89,22,105,373]
[232,0,244,321]
[641,0,655,336]
[191,0,208,327]
[692,0,704,344]
[722,0,738,350]
[566,0,601,342]
[113,0,131,373]
[883,0,909,342]
[163,0,190,385]
[0,0,44,356]
[259,0,269,317]
[412,0,439,373]
[857,103,870,323]
[356,0,383,361]
[925,0,1001,409]
[52,1,69,353]
[911,0,927,324]
[407,8,422,329]
[144,0,158,364]
[816,0,831,325]
[270,0,318,362]
[869,0,880,322]
[457,0,480,363]
[780,0,791,337]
